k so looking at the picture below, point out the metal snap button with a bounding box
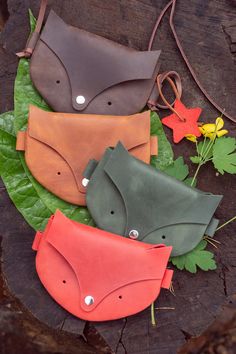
[82,178,89,187]
[76,95,85,104]
[129,230,139,239]
[84,295,94,306]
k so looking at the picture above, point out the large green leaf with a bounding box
[0,112,92,230]
[14,58,51,133]
[150,111,174,170]
[0,111,15,136]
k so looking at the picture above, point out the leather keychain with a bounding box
[154,72,202,143]
[16,105,157,206]
[32,210,173,321]
[83,142,223,257]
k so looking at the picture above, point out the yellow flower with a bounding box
[199,117,228,140]
[185,134,197,142]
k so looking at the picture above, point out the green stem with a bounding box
[216,215,236,231]
[195,141,200,158]
[200,135,207,158]
[151,302,156,326]
[204,157,213,163]
[201,138,214,162]
[191,163,202,187]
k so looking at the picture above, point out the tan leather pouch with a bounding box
[16,105,158,206]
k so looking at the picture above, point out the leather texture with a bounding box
[30,10,161,115]
[85,142,223,257]
[16,106,157,206]
[32,210,173,321]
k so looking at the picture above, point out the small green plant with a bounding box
[186,117,236,186]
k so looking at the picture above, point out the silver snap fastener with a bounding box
[129,230,139,239]
[82,178,89,187]
[84,295,94,306]
[76,95,85,105]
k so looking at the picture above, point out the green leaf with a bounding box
[29,9,36,32]
[163,156,189,181]
[0,112,92,231]
[171,240,217,273]
[150,112,174,170]
[190,156,201,164]
[184,177,197,188]
[212,137,236,174]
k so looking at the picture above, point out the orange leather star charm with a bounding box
[162,99,202,143]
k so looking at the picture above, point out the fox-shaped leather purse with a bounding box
[32,210,173,321]
[16,106,157,206]
[83,142,223,257]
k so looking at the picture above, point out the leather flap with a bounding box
[40,10,161,111]
[103,143,223,235]
[44,210,172,312]
[27,106,151,193]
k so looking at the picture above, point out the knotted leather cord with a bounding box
[156,72,185,121]
[148,0,236,123]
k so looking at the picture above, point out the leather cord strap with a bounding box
[16,0,48,58]
[148,0,173,52]
[148,0,236,123]
[34,0,48,33]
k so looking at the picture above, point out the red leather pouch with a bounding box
[32,210,173,321]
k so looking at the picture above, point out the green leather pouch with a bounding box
[84,142,223,256]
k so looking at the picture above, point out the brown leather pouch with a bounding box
[19,1,161,115]
[16,105,158,206]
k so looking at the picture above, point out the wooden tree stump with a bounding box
[0,0,236,353]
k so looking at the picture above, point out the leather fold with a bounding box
[18,106,157,206]
[85,142,223,256]
[30,10,161,115]
[33,210,173,321]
